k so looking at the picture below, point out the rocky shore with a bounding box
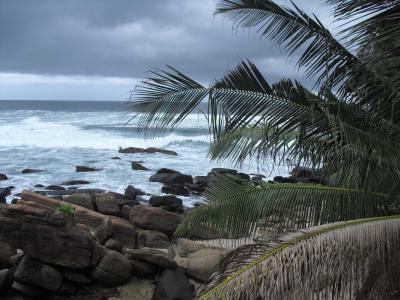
[0,146,323,299]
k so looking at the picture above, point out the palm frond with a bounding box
[200,215,400,299]
[215,0,356,86]
[176,175,399,241]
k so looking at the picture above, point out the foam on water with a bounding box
[0,102,288,205]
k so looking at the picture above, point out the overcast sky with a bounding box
[0,0,333,101]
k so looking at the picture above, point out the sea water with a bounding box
[0,100,288,206]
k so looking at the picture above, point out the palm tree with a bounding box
[129,0,400,298]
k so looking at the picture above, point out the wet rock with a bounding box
[34,184,45,188]
[109,192,141,208]
[128,205,181,236]
[136,229,170,249]
[62,180,91,185]
[194,176,209,186]
[210,168,237,176]
[125,185,146,199]
[76,165,99,172]
[131,161,149,171]
[119,147,147,154]
[184,183,205,194]
[152,267,194,300]
[94,193,120,216]
[64,193,94,210]
[45,185,66,191]
[150,169,193,186]
[111,156,121,160]
[0,187,11,203]
[91,250,132,287]
[145,147,177,156]
[46,188,104,196]
[236,172,251,181]
[125,248,176,269]
[149,195,183,213]
[14,256,63,292]
[0,174,8,181]
[161,185,189,196]
[0,269,13,292]
[21,169,43,174]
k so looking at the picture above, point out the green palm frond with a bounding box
[199,215,400,299]
[176,175,399,240]
[215,0,355,85]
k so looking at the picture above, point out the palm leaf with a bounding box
[199,215,400,299]
[176,175,399,241]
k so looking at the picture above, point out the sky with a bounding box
[0,0,334,101]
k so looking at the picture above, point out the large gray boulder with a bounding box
[128,205,181,236]
[149,195,183,213]
[94,193,120,216]
[14,256,63,292]
[91,250,132,287]
[136,229,170,249]
[187,248,229,282]
[63,193,94,210]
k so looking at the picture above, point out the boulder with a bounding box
[149,195,183,213]
[11,281,42,296]
[136,229,170,249]
[125,248,176,269]
[62,180,91,185]
[91,250,132,287]
[236,172,251,181]
[21,169,43,174]
[128,205,181,236]
[94,218,113,244]
[111,156,121,160]
[45,185,66,191]
[210,168,237,175]
[109,192,141,208]
[62,268,91,285]
[194,176,209,186]
[76,165,99,172]
[131,161,149,171]
[0,242,17,269]
[152,267,194,300]
[34,184,45,188]
[0,187,11,203]
[0,204,102,269]
[124,185,146,199]
[161,185,189,196]
[187,248,228,282]
[0,269,13,292]
[145,147,177,156]
[184,183,205,194]
[14,256,63,291]
[0,174,8,181]
[94,193,120,216]
[119,147,147,154]
[150,169,193,186]
[130,259,159,278]
[105,239,123,252]
[64,193,94,210]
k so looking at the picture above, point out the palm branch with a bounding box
[198,215,400,299]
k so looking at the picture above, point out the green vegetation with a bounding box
[129,0,400,298]
[55,204,75,217]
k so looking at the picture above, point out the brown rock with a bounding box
[136,229,170,249]
[64,193,94,210]
[94,218,113,244]
[187,248,229,282]
[125,248,176,270]
[128,205,181,236]
[130,259,159,278]
[14,256,63,291]
[91,250,132,287]
[0,269,13,292]
[105,239,123,252]
[94,193,120,216]
[0,204,102,269]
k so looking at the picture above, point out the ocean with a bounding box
[0,100,288,206]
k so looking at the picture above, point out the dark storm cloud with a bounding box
[0,0,327,84]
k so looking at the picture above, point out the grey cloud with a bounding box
[0,0,326,85]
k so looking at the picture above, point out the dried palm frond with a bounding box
[200,215,400,300]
